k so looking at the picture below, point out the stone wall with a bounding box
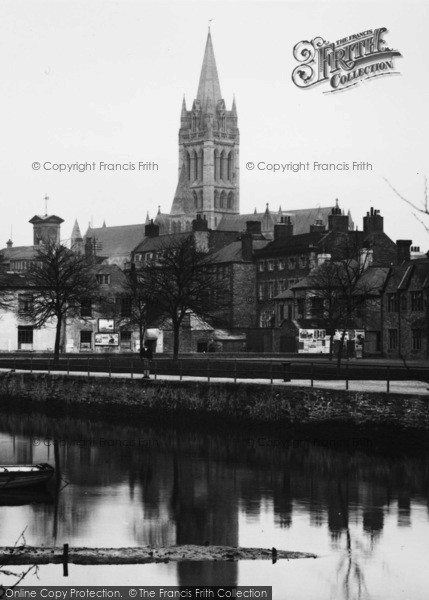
[1,372,428,432]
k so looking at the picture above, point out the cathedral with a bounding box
[80,29,342,263]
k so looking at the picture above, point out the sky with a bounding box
[0,0,428,249]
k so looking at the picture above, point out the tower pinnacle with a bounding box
[197,31,222,108]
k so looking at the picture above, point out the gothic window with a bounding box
[227,192,233,210]
[193,150,198,181]
[186,152,191,181]
[219,150,225,180]
[227,152,233,180]
[214,190,219,209]
[198,149,203,180]
[177,221,182,232]
[199,189,203,210]
[193,191,198,209]
[220,191,226,209]
[214,149,219,181]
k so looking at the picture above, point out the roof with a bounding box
[210,239,269,264]
[170,165,196,216]
[385,257,429,291]
[29,214,64,225]
[71,219,82,241]
[292,265,389,295]
[218,206,336,236]
[255,232,326,257]
[0,245,38,261]
[84,224,146,258]
[133,232,191,254]
[197,31,222,108]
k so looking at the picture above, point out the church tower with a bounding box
[170,30,239,230]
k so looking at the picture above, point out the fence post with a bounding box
[270,361,273,385]
[207,357,210,382]
[87,358,90,378]
[131,360,134,379]
[311,362,314,388]
[67,358,70,376]
[30,357,33,374]
[48,359,50,375]
[154,360,157,381]
[13,357,16,371]
[180,360,183,381]
[234,358,237,383]
[109,359,111,378]
[346,364,349,390]
[386,366,390,394]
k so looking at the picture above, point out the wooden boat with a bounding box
[0,463,55,489]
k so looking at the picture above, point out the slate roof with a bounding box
[84,224,146,258]
[0,246,39,261]
[210,240,269,264]
[254,232,326,257]
[218,206,337,236]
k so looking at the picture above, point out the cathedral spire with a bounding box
[197,31,222,108]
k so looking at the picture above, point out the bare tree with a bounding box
[0,254,14,312]
[17,242,98,360]
[118,266,165,358]
[142,235,230,359]
[384,175,429,232]
[298,239,381,366]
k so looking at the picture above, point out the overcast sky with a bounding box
[1,0,428,249]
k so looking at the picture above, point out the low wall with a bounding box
[1,372,429,433]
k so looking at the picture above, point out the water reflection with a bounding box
[0,411,429,595]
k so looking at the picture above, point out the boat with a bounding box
[0,463,55,489]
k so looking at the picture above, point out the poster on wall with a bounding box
[94,333,119,346]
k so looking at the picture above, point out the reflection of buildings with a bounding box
[0,413,426,585]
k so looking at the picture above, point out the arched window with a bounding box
[227,191,233,210]
[198,149,203,180]
[186,152,191,181]
[214,190,219,209]
[220,191,226,209]
[199,189,203,210]
[193,150,198,181]
[214,149,219,181]
[177,221,182,232]
[219,151,225,180]
[227,152,233,181]
[193,191,198,209]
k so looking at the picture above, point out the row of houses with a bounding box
[0,205,427,359]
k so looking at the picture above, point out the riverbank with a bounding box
[1,372,428,436]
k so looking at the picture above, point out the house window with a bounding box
[120,331,132,349]
[297,298,305,318]
[411,291,424,311]
[310,296,324,318]
[260,309,275,328]
[258,261,265,272]
[387,293,398,312]
[267,281,275,298]
[96,273,110,285]
[121,297,132,318]
[258,283,265,300]
[400,295,407,311]
[18,326,33,349]
[288,257,296,269]
[412,329,422,350]
[388,329,398,350]
[278,280,286,293]
[80,330,92,350]
[18,294,33,313]
[146,252,154,262]
[299,255,307,268]
[279,305,284,321]
[80,298,92,317]
[267,260,275,271]
[278,259,285,271]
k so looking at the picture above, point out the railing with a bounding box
[0,356,427,393]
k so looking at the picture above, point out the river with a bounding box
[0,410,428,599]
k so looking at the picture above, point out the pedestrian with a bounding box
[142,344,152,379]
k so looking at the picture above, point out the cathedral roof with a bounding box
[196,30,222,108]
[170,165,197,216]
[84,224,145,258]
[218,206,336,236]
[210,240,269,264]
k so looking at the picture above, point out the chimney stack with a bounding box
[145,219,160,237]
[6,239,13,248]
[363,207,384,233]
[274,216,293,240]
[241,233,253,262]
[192,214,209,232]
[396,240,412,264]
[245,220,262,235]
[328,200,349,233]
